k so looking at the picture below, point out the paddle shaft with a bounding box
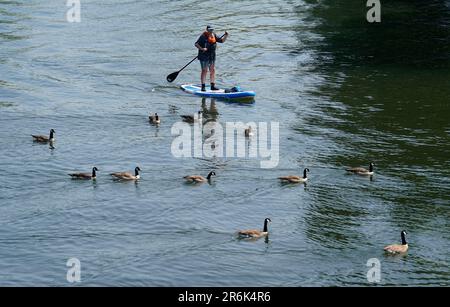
[178,56,198,74]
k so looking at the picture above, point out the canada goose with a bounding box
[149,113,160,124]
[110,167,141,180]
[69,167,99,180]
[184,171,216,183]
[346,162,374,175]
[32,129,55,143]
[181,111,202,123]
[279,168,310,183]
[384,230,409,254]
[238,218,272,239]
[245,126,254,137]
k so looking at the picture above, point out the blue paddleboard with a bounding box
[181,84,256,101]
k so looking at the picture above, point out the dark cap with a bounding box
[206,25,214,32]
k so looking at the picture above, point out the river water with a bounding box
[0,0,449,286]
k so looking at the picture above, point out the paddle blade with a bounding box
[166,71,179,83]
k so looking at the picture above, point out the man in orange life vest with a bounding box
[195,25,228,91]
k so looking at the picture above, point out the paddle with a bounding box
[166,32,227,83]
[166,56,197,83]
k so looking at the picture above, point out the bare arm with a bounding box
[195,42,207,51]
[219,31,229,43]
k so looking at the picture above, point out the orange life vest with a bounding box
[203,32,217,44]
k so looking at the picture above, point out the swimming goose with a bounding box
[384,230,409,254]
[184,171,216,183]
[181,111,202,123]
[279,168,310,183]
[32,129,55,143]
[110,167,141,180]
[245,126,254,137]
[238,218,271,239]
[69,167,99,180]
[149,113,160,124]
[346,162,374,175]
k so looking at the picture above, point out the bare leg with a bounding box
[209,64,216,84]
[201,68,208,85]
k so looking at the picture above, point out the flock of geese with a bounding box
[31,125,407,254]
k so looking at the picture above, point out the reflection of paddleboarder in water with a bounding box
[201,98,219,123]
[195,25,228,92]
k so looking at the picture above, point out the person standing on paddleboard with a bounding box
[195,25,228,91]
